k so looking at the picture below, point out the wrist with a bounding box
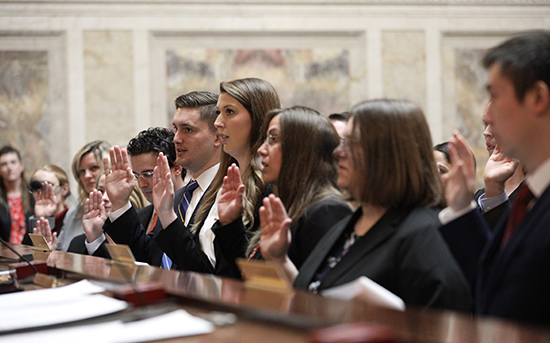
[86,230,103,243]
[484,179,506,198]
[111,200,130,212]
[159,212,178,229]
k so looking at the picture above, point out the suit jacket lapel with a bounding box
[138,205,154,231]
[188,183,213,232]
[294,212,353,289]
[320,207,407,289]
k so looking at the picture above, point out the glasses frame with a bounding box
[132,171,155,180]
[265,134,280,147]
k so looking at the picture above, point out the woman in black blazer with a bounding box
[260,99,472,312]
[216,106,352,272]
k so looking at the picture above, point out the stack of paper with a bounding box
[321,276,406,311]
[0,310,214,343]
[0,279,214,342]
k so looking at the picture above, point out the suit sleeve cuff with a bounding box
[439,201,478,225]
[108,201,132,222]
[478,192,508,212]
[85,233,106,255]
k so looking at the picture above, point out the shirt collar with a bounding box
[193,163,220,192]
[526,157,550,198]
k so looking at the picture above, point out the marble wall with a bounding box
[0,0,549,191]
[84,31,135,147]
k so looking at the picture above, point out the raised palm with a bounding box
[82,190,107,243]
[259,195,292,263]
[218,164,245,226]
[104,146,135,210]
[34,182,58,217]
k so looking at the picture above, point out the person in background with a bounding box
[261,99,471,312]
[328,112,350,139]
[22,164,71,245]
[37,172,146,253]
[0,145,34,244]
[434,142,452,179]
[56,140,111,251]
[473,120,526,231]
[89,127,185,265]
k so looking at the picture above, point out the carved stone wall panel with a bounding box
[0,34,68,181]
[84,30,135,147]
[441,34,509,184]
[382,31,426,111]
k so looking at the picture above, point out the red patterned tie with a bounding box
[501,185,535,249]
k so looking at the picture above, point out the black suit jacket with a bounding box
[102,188,185,266]
[294,207,472,312]
[474,181,523,232]
[67,204,154,261]
[214,196,352,275]
[154,185,221,276]
[441,184,550,326]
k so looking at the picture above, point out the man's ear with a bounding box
[530,80,550,117]
[173,164,183,176]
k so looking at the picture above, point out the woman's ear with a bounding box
[60,184,70,198]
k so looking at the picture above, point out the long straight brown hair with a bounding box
[247,106,343,256]
[192,78,281,233]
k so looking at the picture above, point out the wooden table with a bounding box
[2,243,550,343]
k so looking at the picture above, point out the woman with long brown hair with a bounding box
[261,99,471,311]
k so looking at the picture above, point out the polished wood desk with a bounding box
[2,243,550,343]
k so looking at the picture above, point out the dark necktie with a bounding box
[501,185,535,249]
[162,180,199,269]
[180,180,199,217]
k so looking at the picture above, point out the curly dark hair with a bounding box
[127,127,176,168]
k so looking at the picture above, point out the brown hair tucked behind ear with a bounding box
[192,78,281,233]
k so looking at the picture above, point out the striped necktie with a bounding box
[162,180,199,269]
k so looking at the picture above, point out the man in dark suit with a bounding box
[103,91,220,269]
[439,30,550,326]
[68,127,185,265]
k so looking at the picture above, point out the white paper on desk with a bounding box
[0,310,214,343]
[113,309,214,343]
[1,279,105,308]
[0,294,128,333]
[321,276,406,311]
[0,321,120,343]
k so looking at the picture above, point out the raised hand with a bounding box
[153,152,177,228]
[34,182,58,218]
[259,195,298,282]
[445,131,477,212]
[259,195,292,263]
[218,164,245,226]
[82,190,108,243]
[33,217,57,251]
[484,145,519,197]
[104,146,135,212]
